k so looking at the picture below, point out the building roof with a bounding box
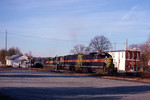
[8,54,23,60]
[108,49,140,52]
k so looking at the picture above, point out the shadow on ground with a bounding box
[0,74,90,78]
[0,85,150,100]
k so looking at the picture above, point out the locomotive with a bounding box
[45,52,116,74]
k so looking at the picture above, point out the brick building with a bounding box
[108,49,140,72]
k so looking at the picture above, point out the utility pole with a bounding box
[55,55,58,71]
[29,51,32,70]
[5,30,7,65]
[126,39,128,50]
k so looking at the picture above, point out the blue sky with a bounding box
[0,0,150,57]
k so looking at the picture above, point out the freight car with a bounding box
[45,52,116,74]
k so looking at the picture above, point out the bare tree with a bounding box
[89,35,112,52]
[139,35,150,68]
[7,47,21,56]
[140,43,150,68]
[0,47,21,63]
[129,44,140,50]
[0,49,6,62]
[146,34,150,44]
[25,52,32,58]
[70,44,90,55]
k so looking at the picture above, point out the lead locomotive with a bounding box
[45,52,116,74]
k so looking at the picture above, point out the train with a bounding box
[45,52,117,74]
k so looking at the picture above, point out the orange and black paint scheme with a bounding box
[45,52,115,74]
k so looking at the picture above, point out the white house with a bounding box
[6,54,29,68]
[108,49,140,72]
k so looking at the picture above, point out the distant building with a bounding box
[6,54,29,68]
[108,49,140,72]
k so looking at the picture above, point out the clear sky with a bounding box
[0,0,150,57]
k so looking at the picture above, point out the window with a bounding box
[132,52,134,59]
[126,52,130,59]
[137,53,139,60]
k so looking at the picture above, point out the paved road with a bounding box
[0,69,150,100]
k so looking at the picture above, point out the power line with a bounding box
[118,42,126,44]
[4,32,89,44]
[0,31,126,45]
